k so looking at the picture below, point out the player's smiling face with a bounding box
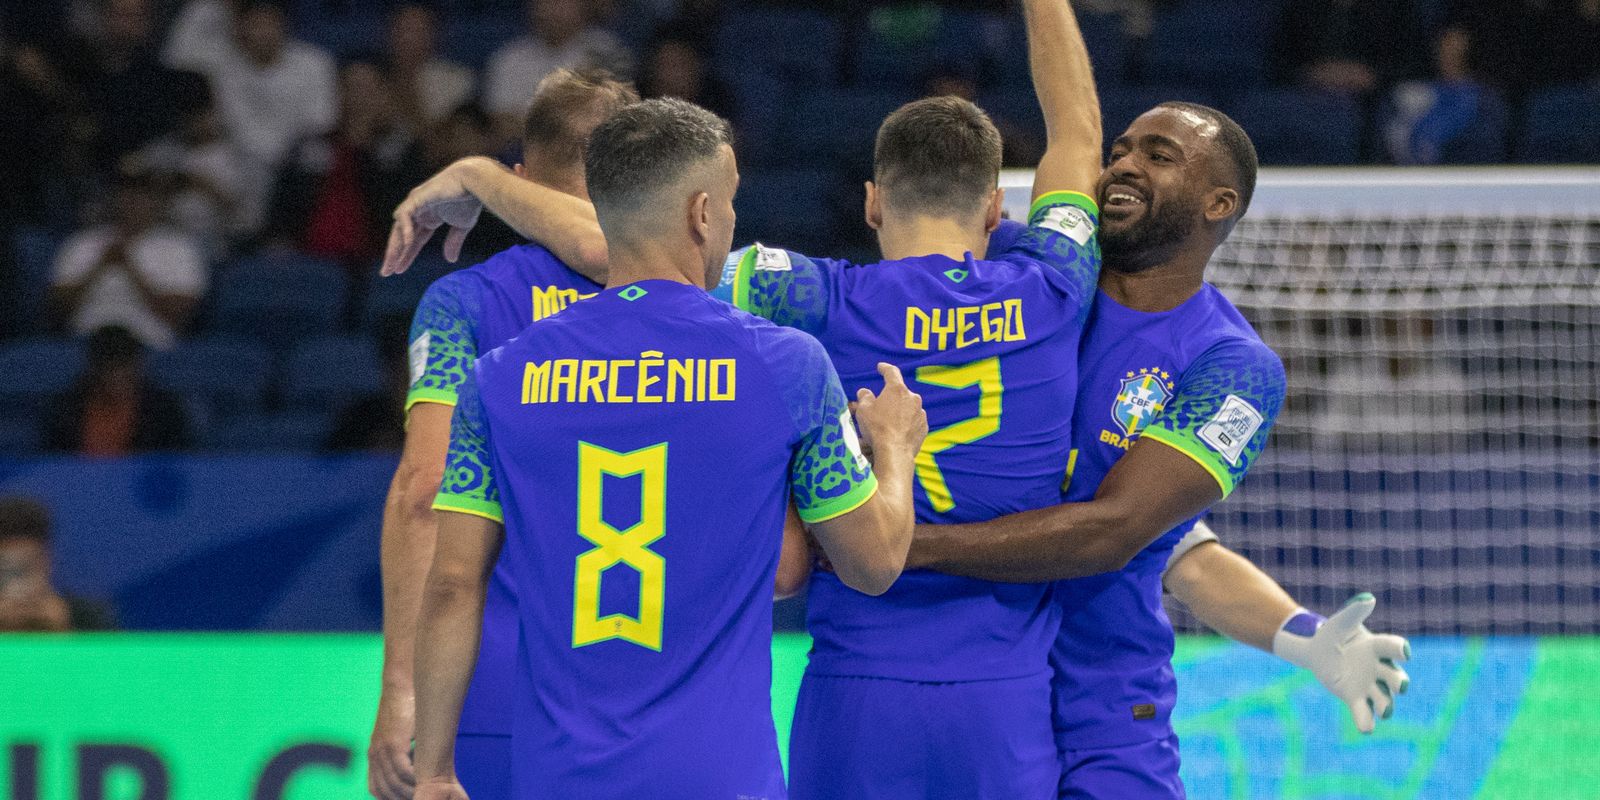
[1096,107,1219,272]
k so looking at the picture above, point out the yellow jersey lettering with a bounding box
[522,360,550,404]
[577,361,606,403]
[637,351,664,403]
[606,360,634,403]
[531,286,597,322]
[902,300,1028,352]
[709,359,736,401]
[551,359,579,403]
[521,355,740,404]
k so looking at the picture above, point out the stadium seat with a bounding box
[281,334,384,410]
[438,9,524,72]
[202,410,335,451]
[1231,89,1361,166]
[1518,85,1600,164]
[1438,89,1510,164]
[734,168,841,256]
[207,252,348,350]
[0,338,87,416]
[773,87,915,171]
[148,335,274,419]
[989,10,1129,91]
[11,226,60,336]
[712,8,844,89]
[850,9,991,88]
[0,413,41,455]
[1142,1,1272,97]
[361,252,460,331]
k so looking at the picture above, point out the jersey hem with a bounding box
[432,495,505,524]
[406,389,459,411]
[1139,427,1235,497]
[1029,190,1100,220]
[797,474,879,524]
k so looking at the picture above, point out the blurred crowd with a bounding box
[0,0,1597,456]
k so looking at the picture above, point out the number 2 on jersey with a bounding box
[914,357,1003,512]
[573,441,667,651]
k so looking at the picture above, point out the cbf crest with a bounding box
[1112,367,1175,437]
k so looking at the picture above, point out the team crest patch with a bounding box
[1038,204,1096,246]
[753,243,792,272]
[1112,367,1174,437]
[1198,394,1264,465]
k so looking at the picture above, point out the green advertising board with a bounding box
[1,635,1593,799]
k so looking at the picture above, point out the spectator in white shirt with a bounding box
[386,3,475,131]
[484,0,630,138]
[196,0,336,230]
[127,70,249,261]
[50,170,207,349]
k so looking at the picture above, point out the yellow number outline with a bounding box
[914,357,1003,513]
[573,441,667,651]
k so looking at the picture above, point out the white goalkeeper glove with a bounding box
[1271,593,1411,734]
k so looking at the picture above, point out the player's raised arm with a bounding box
[804,363,927,596]
[1023,0,1102,202]
[1163,523,1412,734]
[384,156,608,280]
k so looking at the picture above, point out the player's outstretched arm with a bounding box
[383,155,608,281]
[368,403,453,800]
[807,364,928,596]
[910,435,1219,582]
[1164,531,1412,733]
[1023,0,1102,202]
[413,510,503,799]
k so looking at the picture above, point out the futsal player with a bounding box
[366,69,635,800]
[909,103,1413,798]
[410,98,927,800]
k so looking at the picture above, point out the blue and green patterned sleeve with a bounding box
[994,191,1103,322]
[711,243,834,334]
[754,326,878,524]
[406,276,481,410]
[432,365,503,523]
[1140,340,1287,498]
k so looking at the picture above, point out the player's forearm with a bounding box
[411,569,486,782]
[867,445,919,573]
[909,497,1139,582]
[1024,0,1102,196]
[1164,542,1297,652]
[377,463,442,691]
[455,157,609,281]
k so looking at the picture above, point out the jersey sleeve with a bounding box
[432,365,503,523]
[711,243,835,334]
[406,276,480,410]
[1140,340,1287,499]
[993,191,1103,319]
[753,325,878,524]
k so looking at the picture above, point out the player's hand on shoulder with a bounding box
[382,158,488,277]
[365,691,416,800]
[412,777,470,800]
[1274,593,1411,734]
[851,363,928,459]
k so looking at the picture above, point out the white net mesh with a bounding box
[998,169,1600,634]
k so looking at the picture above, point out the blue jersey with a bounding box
[1053,282,1286,748]
[433,280,877,800]
[716,191,1102,682]
[405,243,601,735]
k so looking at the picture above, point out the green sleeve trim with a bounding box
[405,387,459,411]
[432,494,504,524]
[1029,190,1099,221]
[1139,427,1235,498]
[731,246,758,313]
[798,473,879,524]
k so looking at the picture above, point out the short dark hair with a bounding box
[0,497,50,544]
[584,98,733,229]
[523,68,640,171]
[873,96,1003,219]
[1157,101,1258,219]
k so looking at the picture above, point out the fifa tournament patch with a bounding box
[839,410,870,471]
[1198,394,1264,465]
[1038,204,1096,246]
[408,332,430,386]
[753,243,792,272]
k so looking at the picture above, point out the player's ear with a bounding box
[1204,187,1239,226]
[512,163,529,179]
[984,187,1005,233]
[689,190,712,244]
[864,182,883,231]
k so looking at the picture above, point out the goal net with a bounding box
[1003,168,1600,634]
